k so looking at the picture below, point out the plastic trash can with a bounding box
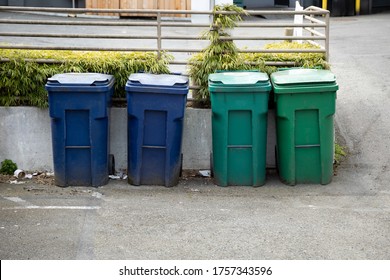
[126,73,189,187]
[46,73,115,187]
[271,68,338,185]
[208,71,271,187]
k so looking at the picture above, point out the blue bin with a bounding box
[125,73,189,187]
[45,73,115,187]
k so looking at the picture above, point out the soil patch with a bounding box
[0,172,54,185]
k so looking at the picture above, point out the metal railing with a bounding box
[0,5,330,104]
[0,5,330,65]
[0,5,329,97]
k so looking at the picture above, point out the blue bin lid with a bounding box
[128,73,188,87]
[47,73,114,86]
[209,71,270,86]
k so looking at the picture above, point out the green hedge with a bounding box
[0,50,172,107]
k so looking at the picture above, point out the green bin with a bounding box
[209,71,271,187]
[271,69,338,185]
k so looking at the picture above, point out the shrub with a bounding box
[0,50,172,107]
[0,159,18,175]
[187,4,329,103]
[243,41,329,74]
[189,41,329,103]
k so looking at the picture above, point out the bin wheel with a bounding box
[108,154,115,175]
[210,153,214,177]
[179,153,183,177]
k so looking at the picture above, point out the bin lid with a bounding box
[209,71,270,86]
[128,73,188,87]
[271,69,336,86]
[47,73,114,86]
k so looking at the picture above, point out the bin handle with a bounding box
[276,67,323,72]
[215,70,260,73]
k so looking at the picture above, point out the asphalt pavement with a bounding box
[0,10,390,260]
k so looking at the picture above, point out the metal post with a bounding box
[322,0,327,11]
[210,0,215,26]
[310,13,314,38]
[355,0,361,15]
[157,11,162,59]
[325,11,330,62]
[72,0,75,9]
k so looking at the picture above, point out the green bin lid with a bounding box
[271,69,338,94]
[209,71,269,86]
[271,69,336,86]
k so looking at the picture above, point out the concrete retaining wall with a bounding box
[0,107,276,172]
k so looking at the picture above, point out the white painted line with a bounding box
[40,206,100,210]
[3,196,37,207]
[1,195,100,210]
[3,197,28,203]
[2,206,100,210]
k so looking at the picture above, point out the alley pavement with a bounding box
[0,10,390,260]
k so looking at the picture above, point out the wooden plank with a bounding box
[174,0,183,18]
[139,0,145,9]
[85,0,92,9]
[119,0,190,18]
[120,0,157,17]
[177,0,184,17]
[86,0,120,16]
